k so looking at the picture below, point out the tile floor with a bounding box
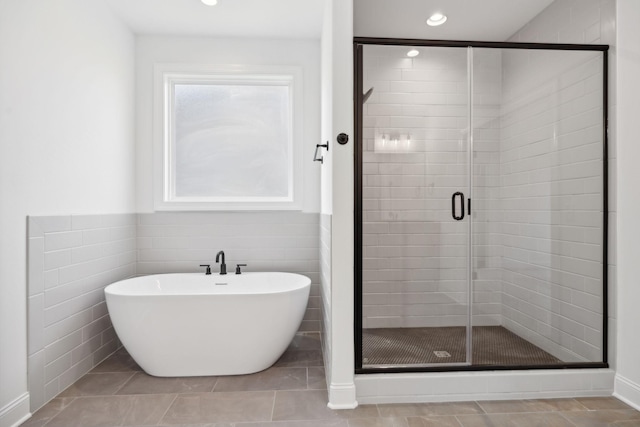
[362,326,562,366]
[22,332,640,427]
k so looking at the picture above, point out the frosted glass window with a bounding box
[154,66,302,211]
[172,83,291,199]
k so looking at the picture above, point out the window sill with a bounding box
[153,200,303,212]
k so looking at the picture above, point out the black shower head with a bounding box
[363,87,374,104]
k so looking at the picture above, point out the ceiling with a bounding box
[103,0,555,41]
[103,0,326,39]
[354,0,556,41]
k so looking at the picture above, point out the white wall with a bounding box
[614,0,640,411]
[320,0,334,216]
[325,0,357,409]
[0,1,136,425]
[319,0,335,399]
[318,0,356,409]
[135,35,321,213]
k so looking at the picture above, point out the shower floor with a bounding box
[362,326,563,367]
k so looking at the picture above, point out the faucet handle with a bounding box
[235,264,247,275]
[199,264,212,275]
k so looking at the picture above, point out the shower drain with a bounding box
[434,351,451,358]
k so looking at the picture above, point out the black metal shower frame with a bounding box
[353,37,610,375]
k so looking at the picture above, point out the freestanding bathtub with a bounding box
[104,272,310,377]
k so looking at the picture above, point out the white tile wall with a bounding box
[320,214,332,382]
[361,45,503,329]
[27,214,136,411]
[136,212,321,332]
[500,0,612,363]
[28,211,320,413]
[471,49,505,329]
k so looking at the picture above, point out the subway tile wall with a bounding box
[27,211,320,413]
[499,49,604,362]
[361,45,503,328]
[27,214,136,412]
[499,49,605,362]
[471,49,506,329]
[500,0,614,363]
[136,212,321,332]
[320,214,332,383]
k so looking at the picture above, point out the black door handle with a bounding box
[452,192,465,221]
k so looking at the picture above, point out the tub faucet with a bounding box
[215,250,227,275]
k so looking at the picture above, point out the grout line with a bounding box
[40,396,77,427]
[558,411,580,427]
[372,401,381,418]
[111,372,137,395]
[475,400,488,413]
[472,408,593,416]
[270,390,277,422]
[158,393,179,424]
[570,397,591,411]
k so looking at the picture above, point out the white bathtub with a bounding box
[104,272,310,377]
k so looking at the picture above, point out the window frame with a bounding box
[153,63,304,211]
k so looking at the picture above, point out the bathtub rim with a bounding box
[105,271,312,297]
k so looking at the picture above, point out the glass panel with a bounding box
[172,83,290,199]
[471,48,604,365]
[360,45,470,367]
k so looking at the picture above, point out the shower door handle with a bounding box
[452,192,465,221]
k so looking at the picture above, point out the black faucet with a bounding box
[215,250,227,275]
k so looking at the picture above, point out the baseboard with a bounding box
[0,392,30,427]
[328,382,358,409]
[614,374,640,410]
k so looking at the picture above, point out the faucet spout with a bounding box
[215,250,227,275]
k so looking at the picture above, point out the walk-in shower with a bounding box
[354,39,608,373]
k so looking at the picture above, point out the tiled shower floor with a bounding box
[362,326,562,366]
[22,332,640,427]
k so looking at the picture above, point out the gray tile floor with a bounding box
[22,332,640,427]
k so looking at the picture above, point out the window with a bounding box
[154,64,303,210]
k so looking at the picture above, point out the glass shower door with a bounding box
[360,45,472,367]
[470,47,606,367]
[357,40,607,373]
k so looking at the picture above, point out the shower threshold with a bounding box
[362,326,562,368]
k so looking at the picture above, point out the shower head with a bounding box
[363,87,374,104]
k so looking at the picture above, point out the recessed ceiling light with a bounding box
[201,0,218,5]
[427,13,447,26]
[407,49,420,57]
